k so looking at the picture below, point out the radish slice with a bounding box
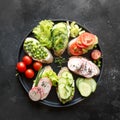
[28,87,41,101]
[38,77,52,100]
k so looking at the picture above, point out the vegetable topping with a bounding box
[32,20,54,49]
[23,38,48,60]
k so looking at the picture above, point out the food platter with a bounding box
[17,19,103,107]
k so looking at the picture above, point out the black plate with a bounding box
[18,20,103,107]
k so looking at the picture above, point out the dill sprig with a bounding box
[55,56,66,67]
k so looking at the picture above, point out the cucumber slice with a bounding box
[58,78,67,84]
[62,71,73,80]
[76,78,84,88]
[84,78,97,92]
[58,84,71,99]
[78,82,92,97]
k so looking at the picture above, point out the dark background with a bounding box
[0,0,120,120]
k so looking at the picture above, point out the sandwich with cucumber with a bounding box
[57,67,75,104]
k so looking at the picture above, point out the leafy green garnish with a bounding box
[55,56,66,67]
[42,70,58,86]
[32,20,54,49]
[70,21,82,38]
[93,59,102,67]
[52,22,69,55]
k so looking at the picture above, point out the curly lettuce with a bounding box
[70,21,82,38]
[32,20,54,49]
[42,69,58,86]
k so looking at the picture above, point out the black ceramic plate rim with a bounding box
[17,19,103,108]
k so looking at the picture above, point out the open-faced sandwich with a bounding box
[28,66,58,101]
[52,22,69,56]
[68,56,100,78]
[68,32,98,56]
[23,37,53,64]
[57,67,75,104]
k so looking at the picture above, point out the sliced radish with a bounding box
[38,77,52,100]
[28,87,41,101]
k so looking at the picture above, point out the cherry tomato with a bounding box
[78,32,96,47]
[25,69,35,79]
[22,55,32,65]
[16,62,26,73]
[33,62,42,71]
[91,49,101,60]
[69,42,83,56]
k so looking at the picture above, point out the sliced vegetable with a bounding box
[78,82,92,97]
[76,78,84,88]
[68,41,83,55]
[16,62,26,73]
[61,71,73,80]
[58,84,71,99]
[37,77,52,100]
[76,77,97,97]
[84,78,97,92]
[57,67,75,104]
[77,32,97,46]
[32,20,54,49]
[91,49,102,60]
[29,87,41,101]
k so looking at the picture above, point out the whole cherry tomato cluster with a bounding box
[16,55,42,79]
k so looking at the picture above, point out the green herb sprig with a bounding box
[55,56,66,67]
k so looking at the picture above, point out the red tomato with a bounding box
[33,62,42,71]
[16,62,26,73]
[69,42,83,55]
[76,36,88,48]
[25,69,35,79]
[78,32,96,47]
[22,55,32,65]
[91,49,101,60]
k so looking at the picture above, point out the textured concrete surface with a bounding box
[0,0,120,120]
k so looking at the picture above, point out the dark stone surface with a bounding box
[0,0,120,119]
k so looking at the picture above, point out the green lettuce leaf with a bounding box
[42,69,58,86]
[32,20,54,49]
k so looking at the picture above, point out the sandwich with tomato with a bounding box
[68,32,98,56]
